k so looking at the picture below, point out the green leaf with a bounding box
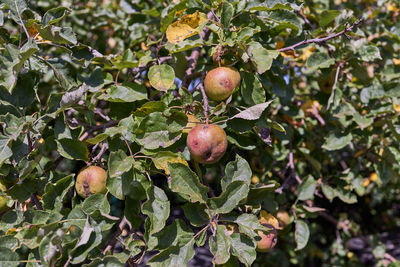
[86,133,109,145]
[108,150,134,178]
[147,240,195,267]
[208,181,249,214]
[319,10,341,27]
[56,139,89,161]
[221,2,234,29]
[148,65,175,92]
[0,135,12,166]
[306,52,335,70]
[152,151,188,175]
[248,43,279,74]
[42,7,69,26]
[321,184,337,202]
[142,186,170,235]
[221,154,252,191]
[295,220,310,250]
[297,175,316,201]
[82,194,111,215]
[230,233,257,267]
[181,202,209,227]
[0,236,19,250]
[106,82,147,102]
[168,163,209,204]
[337,188,357,204]
[322,132,353,151]
[37,25,77,45]
[209,225,232,265]
[358,45,382,62]
[234,213,268,238]
[42,175,75,210]
[82,256,124,267]
[150,219,193,250]
[70,220,103,264]
[241,72,266,105]
[0,247,19,267]
[231,101,273,120]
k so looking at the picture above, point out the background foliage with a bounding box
[0,0,400,266]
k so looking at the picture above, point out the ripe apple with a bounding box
[204,67,241,101]
[75,166,107,198]
[187,124,228,164]
[182,114,200,134]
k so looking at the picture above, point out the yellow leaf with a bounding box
[259,210,280,229]
[152,151,188,175]
[393,58,400,65]
[394,103,400,112]
[166,11,207,44]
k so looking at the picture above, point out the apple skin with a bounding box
[256,228,277,252]
[75,166,107,198]
[187,124,228,164]
[276,211,290,228]
[204,67,241,101]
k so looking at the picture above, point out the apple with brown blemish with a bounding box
[187,124,228,164]
[75,166,107,198]
[204,67,241,101]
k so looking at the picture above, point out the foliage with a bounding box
[0,0,400,266]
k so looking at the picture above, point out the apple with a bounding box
[75,166,107,198]
[204,67,241,101]
[276,211,290,228]
[187,124,228,164]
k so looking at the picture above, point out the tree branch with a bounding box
[278,19,363,52]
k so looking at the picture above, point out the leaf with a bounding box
[42,7,69,26]
[42,175,75,210]
[322,132,353,151]
[148,65,175,92]
[142,186,170,235]
[234,214,268,238]
[150,219,193,250]
[0,247,19,267]
[221,154,252,191]
[0,135,12,166]
[209,225,232,265]
[166,11,207,44]
[358,45,382,62]
[147,240,195,267]
[108,150,134,178]
[70,222,102,264]
[60,83,90,108]
[106,82,147,102]
[230,233,257,267]
[337,188,357,204]
[231,101,273,120]
[248,43,279,74]
[56,139,89,161]
[297,176,316,201]
[321,184,337,202]
[295,220,310,250]
[82,256,124,267]
[319,10,341,27]
[208,181,249,214]
[168,163,208,204]
[306,52,335,70]
[37,25,77,45]
[221,2,234,29]
[241,72,266,105]
[152,151,188,175]
[181,202,209,227]
[82,194,111,215]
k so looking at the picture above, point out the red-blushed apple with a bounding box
[204,67,241,101]
[75,166,107,198]
[187,124,228,164]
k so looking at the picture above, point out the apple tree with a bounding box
[0,0,399,266]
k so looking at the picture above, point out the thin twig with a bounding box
[198,75,210,124]
[103,216,129,255]
[278,19,363,52]
[121,135,133,157]
[88,142,108,166]
[79,120,119,141]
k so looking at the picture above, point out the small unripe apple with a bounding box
[204,67,241,101]
[182,114,200,134]
[276,211,290,228]
[187,124,228,164]
[75,166,107,198]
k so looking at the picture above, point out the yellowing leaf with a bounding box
[152,151,188,175]
[166,11,207,44]
[394,103,400,112]
[393,58,400,65]
[259,210,280,229]
[28,26,51,43]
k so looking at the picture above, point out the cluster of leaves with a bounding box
[0,0,400,266]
